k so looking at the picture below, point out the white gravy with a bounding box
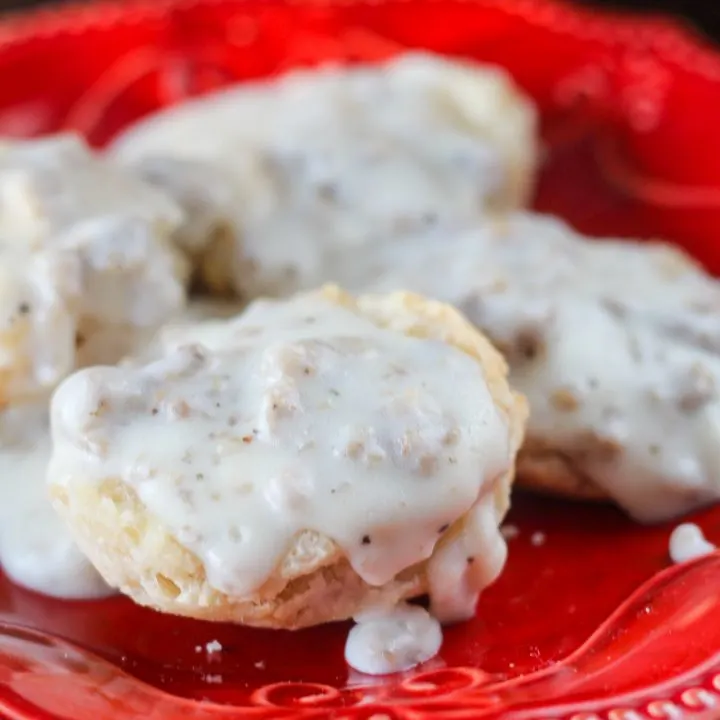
[49,292,512,626]
[0,134,195,600]
[0,247,79,404]
[669,523,716,564]
[345,603,442,675]
[360,212,720,523]
[0,401,110,598]
[0,134,181,252]
[112,52,534,297]
[0,297,245,600]
[0,134,189,367]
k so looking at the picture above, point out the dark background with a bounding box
[582,0,720,40]
[0,0,720,41]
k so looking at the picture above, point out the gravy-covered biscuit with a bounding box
[112,52,537,297]
[0,134,189,366]
[48,286,526,629]
[362,212,720,522]
[0,134,181,248]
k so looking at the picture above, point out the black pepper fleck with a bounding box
[317,183,337,201]
[438,524,450,534]
[18,302,30,315]
[196,473,205,480]
[516,329,542,362]
[467,557,475,565]
[361,535,371,545]
[330,389,340,397]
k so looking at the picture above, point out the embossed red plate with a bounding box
[2,0,720,718]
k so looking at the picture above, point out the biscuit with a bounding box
[0,134,196,600]
[48,286,526,628]
[112,52,537,298]
[514,437,609,502]
[361,212,720,522]
[0,134,190,367]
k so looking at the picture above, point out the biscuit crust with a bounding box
[516,439,609,503]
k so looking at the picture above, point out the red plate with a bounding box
[2,1,720,718]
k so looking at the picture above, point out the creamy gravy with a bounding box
[0,134,203,600]
[112,53,535,297]
[346,603,442,675]
[0,296,245,599]
[128,297,247,366]
[130,156,238,257]
[669,523,716,564]
[0,134,188,366]
[0,401,110,598]
[0,247,79,403]
[0,134,181,251]
[49,292,512,623]
[162,296,246,332]
[360,212,720,522]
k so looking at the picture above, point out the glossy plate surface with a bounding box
[2,0,720,718]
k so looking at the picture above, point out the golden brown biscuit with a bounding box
[48,286,526,628]
[516,438,609,503]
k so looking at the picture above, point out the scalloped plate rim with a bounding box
[1,1,720,719]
